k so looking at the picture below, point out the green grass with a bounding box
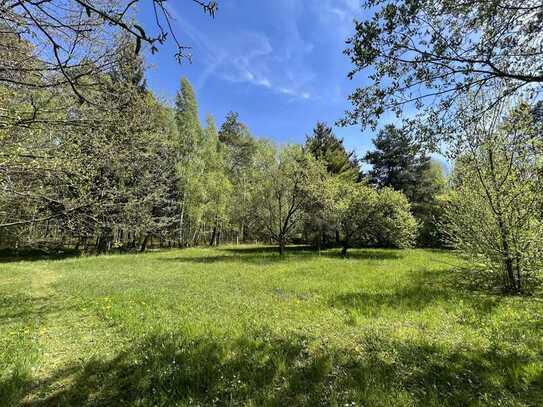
[0,245,542,406]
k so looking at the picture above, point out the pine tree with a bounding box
[305,122,360,182]
[364,125,430,202]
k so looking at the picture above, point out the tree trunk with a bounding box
[515,256,522,293]
[192,225,200,246]
[74,237,81,251]
[504,256,516,292]
[140,234,150,253]
[335,227,340,244]
[341,241,349,257]
[96,227,112,255]
[321,227,327,248]
[486,147,520,293]
[497,217,518,292]
[179,198,185,247]
[209,226,216,246]
[278,239,285,256]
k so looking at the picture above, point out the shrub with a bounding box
[328,182,417,255]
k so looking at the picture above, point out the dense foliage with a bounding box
[364,125,447,246]
[343,0,543,290]
[0,33,418,256]
[327,181,418,255]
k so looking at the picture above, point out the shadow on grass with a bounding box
[330,285,500,316]
[159,245,313,265]
[159,246,402,266]
[330,268,503,317]
[0,294,73,327]
[322,248,403,261]
[222,245,403,261]
[12,329,543,406]
[158,254,288,266]
[0,248,81,263]
[221,245,314,255]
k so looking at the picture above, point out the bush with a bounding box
[328,182,417,255]
[373,188,419,249]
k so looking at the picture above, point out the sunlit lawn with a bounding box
[1,245,542,406]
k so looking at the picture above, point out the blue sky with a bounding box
[138,0,380,158]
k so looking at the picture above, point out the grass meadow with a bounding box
[0,246,542,406]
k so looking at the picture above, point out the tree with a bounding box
[303,122,361,247]
[219,112,258,176]
[364,124,431,202]
[253,145,327,255]
[176,78,202,154]
[201,115,232,246]
[443,98,543,293]
[413,160,448,247]
[175,77,205,246]
[326,181,417,256]
[364,124,448,246]
[218,112,258,242]
[342,1,543,145]
[0,35,181,253]
[305,122,360,182]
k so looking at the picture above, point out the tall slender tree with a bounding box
[175,77,204,245]
[218,112,258,242]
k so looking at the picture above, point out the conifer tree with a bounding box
[305,122,360,182]
[364,125,430,202]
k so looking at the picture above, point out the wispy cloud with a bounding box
[167,1,318,100]
[313,0,361,36]
[279,87,311,99]
[165,0,363,102]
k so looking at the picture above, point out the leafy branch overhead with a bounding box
[342,0,543,143]
[1,0,218,102]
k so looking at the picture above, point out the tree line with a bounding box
[0,31,421,257]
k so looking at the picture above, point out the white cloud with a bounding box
[166,0,361,101]
[220,31,276,90]
[314,0,361,35]
[279,87,311,99]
